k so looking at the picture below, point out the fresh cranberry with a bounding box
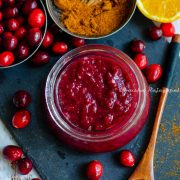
[144,64,162,83]
[16,16,25,26]
[13,90,32,108]
[0,23,4,34]
[52,42,68,55]
[0,0,2,8]
[3,35,18,51]
[131,39,145,53]
[3,0,15,7]
[2,31,12,39]
[0,51,14,66]
[6,18,19,31]
[42,30,54,49]
[26,28,42,47]
[28,9,45,29]
[161,23,175,37]
[119,150,135,167]
[22,0,38,15]
[133,53,148,70]
[32,51,50,66]
[86,160,103,180]
[149,26,163,40]
[14,27,27,39]
[12,110,31,128]
[3,145,23,162]
[0,11,2,21]
[72,37,85,47]
[18,158,33,175]
[3,7,18,19]
[15,43,29,60]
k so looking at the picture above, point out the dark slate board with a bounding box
[0,10,179,180]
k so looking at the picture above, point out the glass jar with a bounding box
[45,45,150,153]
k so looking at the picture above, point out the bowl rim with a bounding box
[0,0,48,70]
[45,0,137,40]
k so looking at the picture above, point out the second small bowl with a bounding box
[46,0,137,39]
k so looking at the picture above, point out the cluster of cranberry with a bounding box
[86,150,135,180]
[131,23,175,84]
[3,143,134,180]
[31,24,85,66]
[2,90,37,178]
[0,0,46,67]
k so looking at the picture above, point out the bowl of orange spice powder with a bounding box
[46,0,137,39]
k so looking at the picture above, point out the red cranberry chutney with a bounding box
[58,54,139,131]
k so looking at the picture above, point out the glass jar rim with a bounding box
[45,44,148,142]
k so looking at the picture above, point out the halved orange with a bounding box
[137,0,180,23]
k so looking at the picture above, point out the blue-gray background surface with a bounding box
[0,10,179,180]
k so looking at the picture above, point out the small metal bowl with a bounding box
[0,0,47,69]
[46,0,136,39]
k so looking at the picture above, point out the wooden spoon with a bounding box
[129,34,180,180]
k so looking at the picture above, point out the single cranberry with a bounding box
[13,90,32,108]
[0,0,2,8]
[32,51,50,66]
[144,64,162,83]
[16,16,25,26]
[3,145,23,162]
[0,23,4,34]
[18,158,33,175]
[52,42,68,55]
[161,23,175,37]
[3,0,15,7]
[0,51,14,66]
[119,150,135,167]
[15,43,29,60]
[6,18,19,31]
[0,11,2,21]
[86,160,103,180]
[131,39,145,53]
[12,110,31,128]
[3,35,18,51]
[14,27,27,39]
[42,30,54,49]
[3,7,18,19]
[2,31,12,39]
[28,9,45,29]
[72,37,85,47]
[22,0,37,15]
[26,28,42,47]
[149,26,163,40]
[133,53,148,70]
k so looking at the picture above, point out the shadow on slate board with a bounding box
[0,10,179,180]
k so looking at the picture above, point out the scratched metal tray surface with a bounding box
[0,10,179,180]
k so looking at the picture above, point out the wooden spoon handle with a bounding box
[129,87,169,180]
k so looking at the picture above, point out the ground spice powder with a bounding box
[54,0,129,36]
